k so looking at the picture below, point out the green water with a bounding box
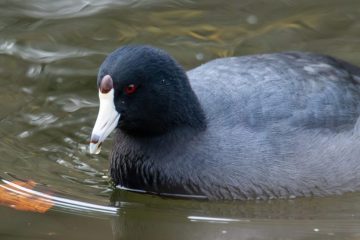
[1,0,360,239]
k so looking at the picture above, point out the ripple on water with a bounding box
[40,142,109,189]
[0,40,99,63]
[24,113,58,126]
[60,97,98,113]
[0,0,138,19]
[26,65,43,78]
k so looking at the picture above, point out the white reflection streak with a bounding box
[187,216,249,223]
[0,184,33,198]
[2,179,118,216]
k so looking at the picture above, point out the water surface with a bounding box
[1,0,360,239]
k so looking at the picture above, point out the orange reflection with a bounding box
[0,180,53,213]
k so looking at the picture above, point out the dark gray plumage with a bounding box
[97,46,360,200]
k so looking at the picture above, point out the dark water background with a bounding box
[1,0,360,239]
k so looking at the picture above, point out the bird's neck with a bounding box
[110,125,205,196]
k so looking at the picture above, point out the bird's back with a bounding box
[183,52,360,199]
[188,52,360,131]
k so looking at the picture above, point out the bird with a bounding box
[89,45,360,200]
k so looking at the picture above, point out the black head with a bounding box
[96,45,206,137]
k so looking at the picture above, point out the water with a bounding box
[1,0,360,239]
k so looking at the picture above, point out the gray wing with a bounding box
[188,51,360,132]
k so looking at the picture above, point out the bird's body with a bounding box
[90,46,360,200]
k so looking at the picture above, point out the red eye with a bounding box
[124,84,137,95]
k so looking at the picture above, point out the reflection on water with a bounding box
[1,0,360,239]
[2,177,360,240]
[111,191,360,240]
[0,177,117,216]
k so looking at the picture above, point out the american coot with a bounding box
[89,45,360,200]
